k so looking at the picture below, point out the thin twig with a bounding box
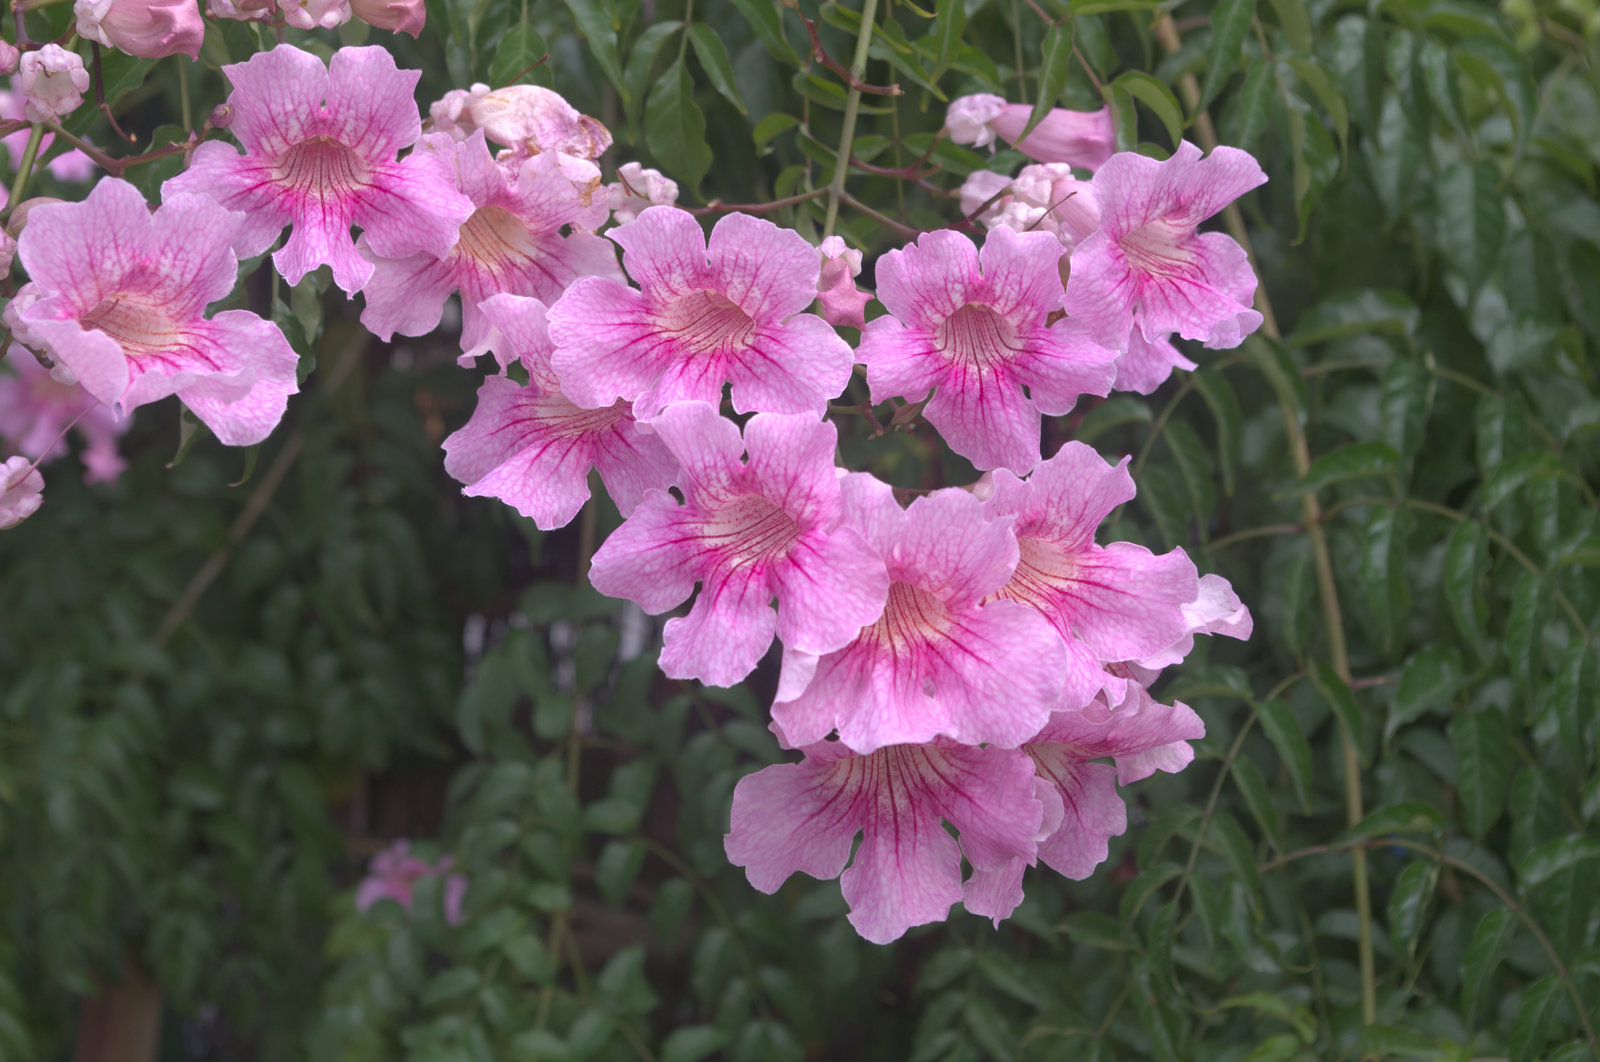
[796,12,902,96]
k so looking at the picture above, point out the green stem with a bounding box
[177,56,191,134]
[822,0,881,238]
[678,0,694,61]
[6,125,45,213]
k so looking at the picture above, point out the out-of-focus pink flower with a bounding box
[349,0,423,35]
[0,230,14,276]
[12,178,299,445]
[18,45,90,124]
[356,841,468,925]
[1064,140,1266,350]
[164,45,474,294]
[205,0,272,19]
[815,235,872,331]
[982,441,1199,710]
[0,349,129,483]
[946,94,1116,172]
[608,161,678,224]
[0,455,43,529]
[857,225,1117,475]
[961,164,1101,252]
[772,477,1066,754]
[277,0,349,29]
[589,401,889,687]
[548,207,855,419]
[75,0,204,60]
[359,131,619,361]
[725,738,1046,943]
[442,294,677,530]
[0,90,96,181]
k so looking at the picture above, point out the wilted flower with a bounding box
[18,45,90,123]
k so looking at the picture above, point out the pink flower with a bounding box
[857,225,1117,475]
[356,841,468,925]
[468,85,611,159]
[946,94,1115,172]
[359,132,619,360]
[163,45,474,294]
[1113,329,1195,395]
[441,294,678,530]
[1064,140,1266,350]
[962,164,1102,252]
[772,476,1066,754]
[0,455,43,529]
[204,0,272,19]
[277,0,349,29]
[588,401,888,687]
[1135,573,1253,672]
[815,235,872,332]
[18,45,89,123]
[982,441,1199,710]
[74,0,204,60]
[12,179,299,446]
[548,208,855,419]
[725,738,1046,943]
[0,41,19,77]
[0,349,129,483]
[608,162,678,224]
[349,0,424,35]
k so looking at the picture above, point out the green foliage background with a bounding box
[1,0,1598,1058]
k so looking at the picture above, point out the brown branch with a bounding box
[683,187,829,216]
[796,13,903,96]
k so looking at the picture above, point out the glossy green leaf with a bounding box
[1451,707,1513,841]
[1460,907,1515,1021]
[490,22,551,87]
[1254,698,1313,811]
[726,0,801,64]
[1192,368,1243,494]
[1288,289,1419,346]
[1077,395,1153,443]
[1264,0,1311,53]
[1198,0,1255,112]
[560,0,626,95]
[689,24,748,114]
[1508,973,1562,1062]
[1519,835,1600,892]
[1114,71,1185,148]
[1388,643,1465,742]
[1387,859,1438,958]
[1024,24,1075,142]
[1442,520,1489,655]
[928,0,966,80]
[646,59,713,194]
[1437,160,1506,293]
[1297,442,1399,494]
[1285,56,1348,158]
[1344,802,1445,842]
[1229,62,1277,154]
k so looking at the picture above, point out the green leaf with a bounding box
[623,21,681,127]
[1436,160,1506,293]
[1361,504,1412,654]
[688,24,747,115]
[1023,24,1074,143]
[1230,756,1283,846]
[1519,835,1600,892]
[978,950,1047,1009]
[1442,520,1489,656]
[661,1026,730,1062]
[421,966,479,1007]
[1288,289,1418,346]
[1283,96,1338,242]
[511,1029,571,1059]
[1228,63,1277,154]
[752,112,799,151]
[1312,663,1366,762]
[927,0,966,80]
[1481,452,1564,512]
[1379,358,1429,466]
[1198,0,1255,112]
[1451,708,1513,841]
[1505,571,1542,705]
[1284,56,1348,159]
[645,58,712,194]
[503,933,555,985]
[1077,395,1153,443]
[1508,973,1562,1062]
[490,23,550,88]
[1344,802,1445,842]
[1264,0,1311,53]
[1114,71,1185,149]
[560,0,627,96]
[1297,442,1399,494]
[1386,859,1438,958]
[1192,369,1242,495]
[726,0,801,64]
[1254,699,1313,811]
[1162,418,1216,528]
[1388,643,1464,742]
[1460,907,1515,1020]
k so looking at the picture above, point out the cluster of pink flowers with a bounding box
[0,38,1266,947]
[356,840,468,925]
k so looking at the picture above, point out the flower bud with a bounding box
[276,0,350,30]
[349,0,424,36]
[0,41,19,77]
[207,103,232,130]
[0,456,44,530]
[74,0,204,60]
[607,162,677,224]
[18,45,91,123]
[4,196,63,240]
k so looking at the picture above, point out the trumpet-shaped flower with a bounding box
[0,349,129,483]
[360,132,618,359]
[442,294,676,529]
[946,95,1115,172]
[857,225,1116,475]
[547,207,854,419]
[588,401,888,687]
[772,477,1066,754]
[725,738,1045,943]
[75,0,205,59]
[983,441,1199,709]
[0,456,43,529]
[164,44,474,294]
[1114,328,1195,394]
[11,179,298,445]
[1064,140,1266,350]
[816,235,872,331]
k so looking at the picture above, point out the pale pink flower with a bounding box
[1114,328,1195,395]
[0,230,14,276]
[857,225,1117,474]
[946,94,1115,172]
[959,170,1013,222]
[359,132,619,360]
[982,441,1199,710]
[608,162,678,224]
[0,349,129,483]
[961,165,1101,253]
[18,45,89,123]
[204,0,272,19]
[74,0,204,59]
[163,45,474,294]
[548,207,855,419]
[468,85,611,159]
[725,738,1045,943]
[277,0,350,29]
[441,294,677,530]
[426,83,490,139]
[0,41,19,77]
[0,456,43,529]
[1135,573,1253,672]
[588,401,888,687]
[356,840,468,925]
[772,476,1066,754]
[12,179,299,446]
[1064,140,1266,350]
[349,0,422,35]
[815,235,872,331]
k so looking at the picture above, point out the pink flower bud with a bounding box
[74,0,204,60]
[17,45,90,124]
[0,456,44,530]
[946,93,1116,173]
[0,230,14,276]
[0,41,19,77]
[607,161,677,224]
[4,196,63,240]
[207,103,232,130]
[349,0,424,36]
[276,0,350,30]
